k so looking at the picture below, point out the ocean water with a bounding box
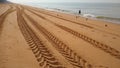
[23,2,120,23]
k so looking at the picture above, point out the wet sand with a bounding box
[0,3,120,68]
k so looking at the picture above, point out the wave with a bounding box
[96,16,120,20]
[49,8,70,12]
[83,14,96,18]
[96,16,120,24]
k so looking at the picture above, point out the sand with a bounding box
[0,3,120,68]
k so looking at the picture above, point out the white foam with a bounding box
[83,14,95,18]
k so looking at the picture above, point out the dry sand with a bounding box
[0,3,120,68]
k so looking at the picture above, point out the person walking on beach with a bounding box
[79,10,81,14]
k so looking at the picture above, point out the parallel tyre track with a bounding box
[28,9,120,60]
[55,24,120,59]
[17,8,65,68]
[23,9,108,68]
[0,6,15,25]
[0,6,15,34]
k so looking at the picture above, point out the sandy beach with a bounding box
[0,3,120,68]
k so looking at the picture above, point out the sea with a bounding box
[22,2,120,24]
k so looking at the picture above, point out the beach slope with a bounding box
[0,3,120,68]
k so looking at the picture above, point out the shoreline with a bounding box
[43,7,120,24]
[21,2,120,25]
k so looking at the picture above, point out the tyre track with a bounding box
[55,24,120,60]
[0,6,14,25]
[0,6,15,35]
[17,7,65,68]
[23,9,108,68]
[26,9,120,60]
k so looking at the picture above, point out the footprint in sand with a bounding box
[112,37,116,39]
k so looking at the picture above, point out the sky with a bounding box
[5,0,120,3]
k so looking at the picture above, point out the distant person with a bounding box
[79,10,81,14]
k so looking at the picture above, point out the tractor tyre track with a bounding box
[26,9,120,60]
[17,8,65,68]
[23,9,108,68]
[0,6,15,35]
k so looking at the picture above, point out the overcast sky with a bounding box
[8,0,120,3]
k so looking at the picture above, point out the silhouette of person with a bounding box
[79,10,81,14]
